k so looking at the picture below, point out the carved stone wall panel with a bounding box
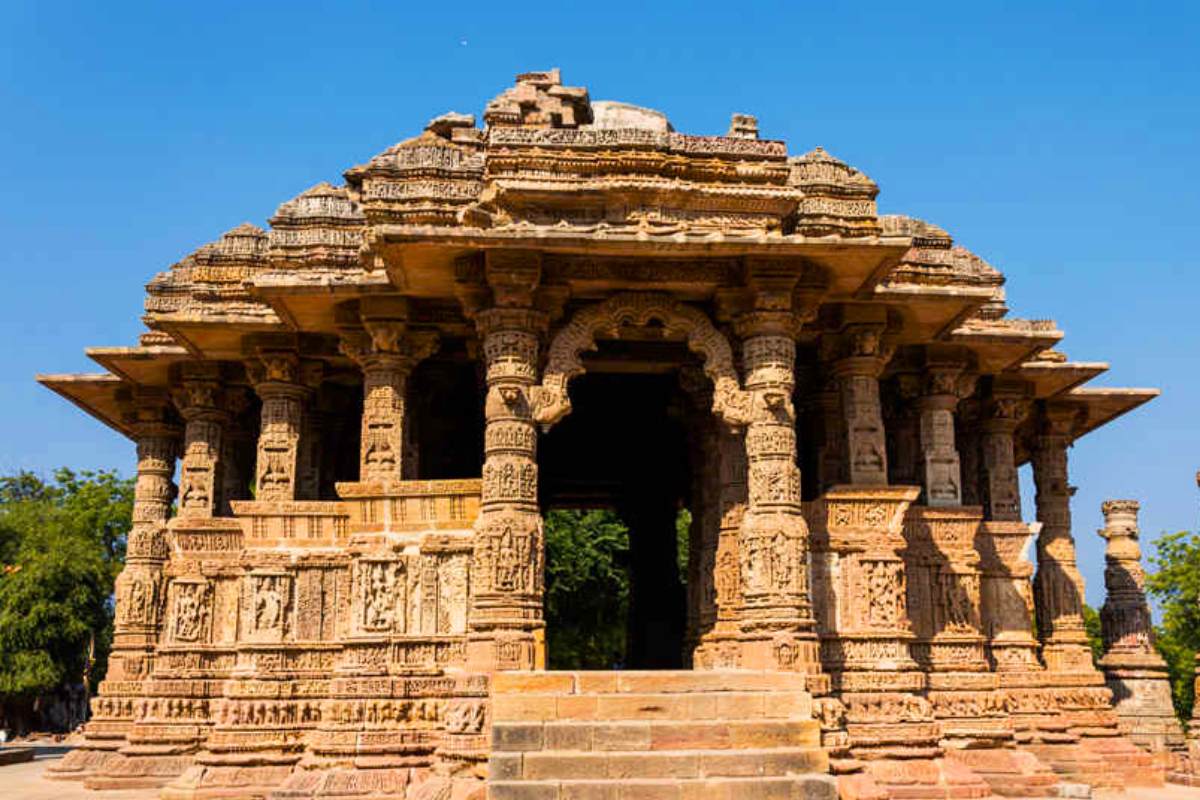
[242,572,293,644]
[210,576,241,645]
[167,579,213,646]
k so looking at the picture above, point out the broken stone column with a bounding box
[1098,500,1186,754]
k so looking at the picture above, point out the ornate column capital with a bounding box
[830,324,896,378]
[1035,401,1086,443]
[484,249,543,308]
[340,321,440,373]
[982,391,1030,433]
[120,386,182,443]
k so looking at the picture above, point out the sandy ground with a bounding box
[0,744,157,799]
[4,746,1200,799]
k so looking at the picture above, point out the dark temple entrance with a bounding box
[539,362,697,670]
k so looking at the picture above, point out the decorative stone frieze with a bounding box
[902,506,1008,748]
[144,223,276,326]
[807,486,933,768]
[268,182,365,271]
[788,147,882,237]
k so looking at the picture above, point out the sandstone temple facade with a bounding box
[38,70,1192,799]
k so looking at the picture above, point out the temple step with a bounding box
[489,776,838,799]
[489,670,830,799]
[497,747,827,780]
[494,720,821,752]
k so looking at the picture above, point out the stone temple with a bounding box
[37,69,1197,799]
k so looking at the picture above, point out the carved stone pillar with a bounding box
[918,363,966,507]
[466,255,547,671]
[975,390,1037,668]
[833,324,890,486]
[1031,403,1093,673]
[885,373,922,488]
[971,387,1054,741]
[49,391,180,783]
[341,310,439,485]
[816,357,845,492]
[218,387,254,513]
[957,400,982,508]
[296,360,325,500]
[1097,500,1185,754]
[733,300,822,675]
[247,348,309,502]
[693,417,749,669]
[980,386,1025,522]
[119,393,181,658]
[174,364,231,519]
[679,370,722,663]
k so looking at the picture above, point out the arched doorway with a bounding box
[530,293,749,669]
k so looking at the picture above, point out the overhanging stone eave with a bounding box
[872,283,995,343]
[375,226,913,297]
[1010,360,1110,400]
[948,327,1064,372]
[250,270,397,335]
[1066,386,1160,441]
[149,315,287,361]
[35,372,133,439]
[86,344,192,387]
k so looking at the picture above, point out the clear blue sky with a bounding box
[2,2,1197,606]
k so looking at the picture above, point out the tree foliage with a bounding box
[1082,603,1105,665]
[1147,529,1200,721]
[0,469,134,718]
[544,510,630,669]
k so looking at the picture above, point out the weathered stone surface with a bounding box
[37,68,1166,800]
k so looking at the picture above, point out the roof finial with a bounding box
[727,113,759,140]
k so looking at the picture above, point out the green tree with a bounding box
[1082,604,1105,664]
[0,469,134,732]
[544,510,630,669]
[1146,529,1200,721]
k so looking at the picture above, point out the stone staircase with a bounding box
[487,670,834,799]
